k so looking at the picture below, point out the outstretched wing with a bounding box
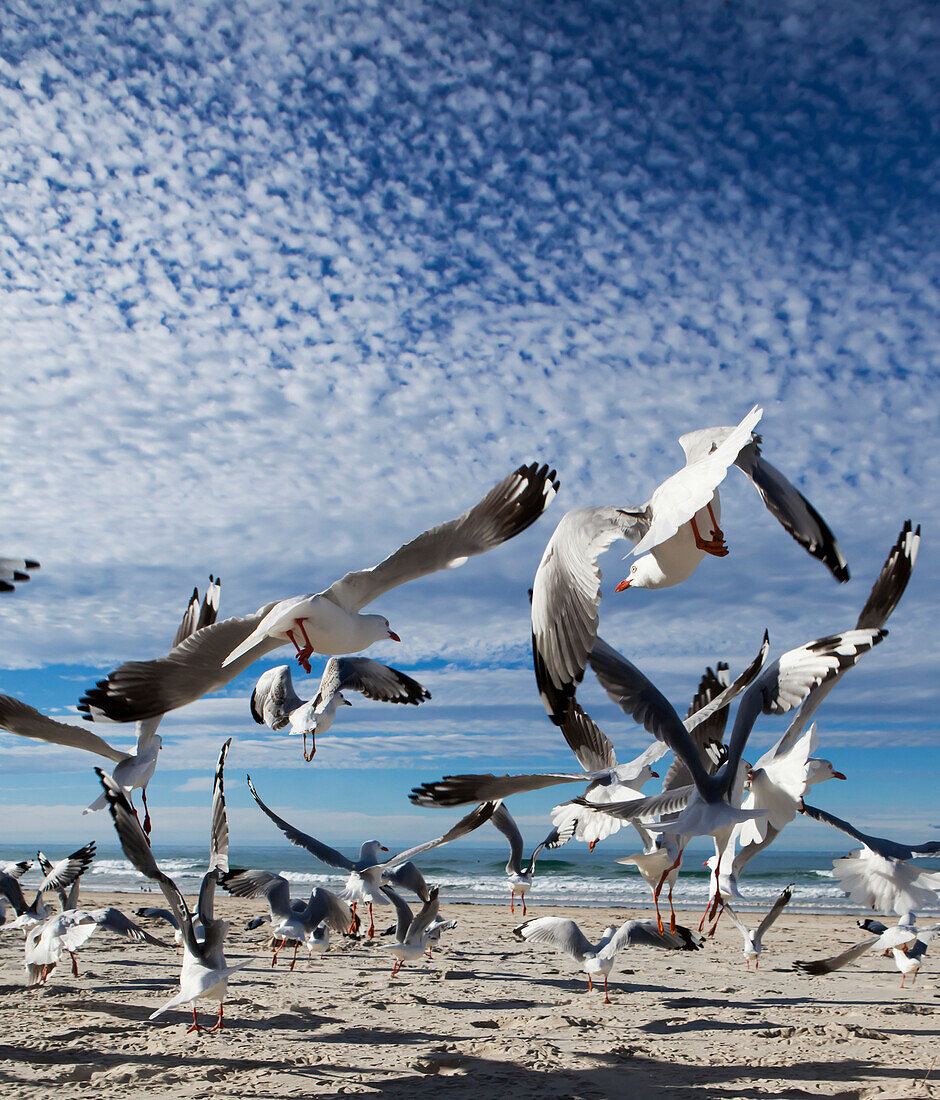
[733,439,849,583]
[513,916,594,962]
[95,769,196,953]
[0,696,128,764]
[322,463,559,613]
[246,776,355,871]
[323,657,431,708]
[531,507,648,722]
[78,604,280,723]
[389,802,498,866]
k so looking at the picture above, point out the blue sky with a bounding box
[0,0,937,855]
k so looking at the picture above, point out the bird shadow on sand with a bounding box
[342,1048,930,1100]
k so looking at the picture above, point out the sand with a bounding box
[0,893,936,1099]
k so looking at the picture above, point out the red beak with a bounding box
[650,771,659,779]
[380,845,389,852]
[387,630,401,642]
[833,771,847,780]
[614,579,631,592]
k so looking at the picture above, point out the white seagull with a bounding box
[219,869,351,969]
[96,739,249,1034]
[514,916,703,1003]
[250,658,431,761]
[531,405,848,719]
[793,923,920,982]
[724,884,794,970]
[575,628,887,922]
[381,885,442,975]
[800,802,940,917]
[80,464,557,721]
[490,804,575,915]
[0,844,97,933]
[728,521,920,880]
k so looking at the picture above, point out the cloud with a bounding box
[0,0,936,842]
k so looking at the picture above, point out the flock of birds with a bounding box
[1,405,938,1031]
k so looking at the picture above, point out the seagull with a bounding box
[0,861,31,932]
[219,869,352,969]
[490,804,575,915]
[0,556,40,593]
[246,776,496,937]
[0,843,97,933]
[24,905,166,986]
[735,723,846,851]
[793,923,919,981]
[380,885,442,975]
[574,628,887,922]
[513,916,703,1003]
[857,919,940,987]
[96,738,249,1034]
[616,407,849,591]
[79,464,556,721]
[728,521,920,880]
[1,579,220,835]
[724,884,794,970]
[617,662,737,933]
[531,406,847,720]
[409,630,765,834]
[800,802,940,916]
[250,658,431,761]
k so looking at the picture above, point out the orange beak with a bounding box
[614,579,631,592]
[387,630,401,642]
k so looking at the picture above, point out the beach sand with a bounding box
[0,893,936,1099]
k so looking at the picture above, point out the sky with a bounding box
[0,0,937,858]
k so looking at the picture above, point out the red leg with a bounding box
[206,1003,225,1033]
[271,940,281,967]
[522,895,527,916]
[604,977,610,1005]
[587,975,593,992]
[289,942,299,971]
[510,890,515,914]
[69,950,79,977]
[391,959,400,977]
[187,1006,202,1034]
[690,514,729,557]
[368,903,375,939]
[668,880,677,933]
[348,902,358,935]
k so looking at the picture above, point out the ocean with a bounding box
[8,841,938,916]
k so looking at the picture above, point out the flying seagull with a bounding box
[80,463,557,721]
[251,658,430,760]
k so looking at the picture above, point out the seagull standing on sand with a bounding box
[793,923,920,982]
[490,804,575,915]
[514,916,703,1003]
[250,658,430,761]
[97,739,248,1034]
[381,885,442,974]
